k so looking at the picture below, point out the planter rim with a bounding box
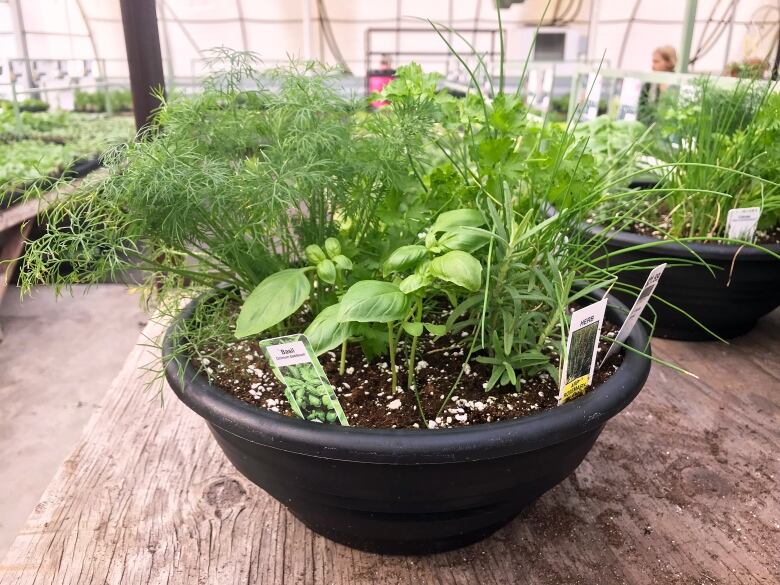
[579,217,780,262]
[164,291,651,464]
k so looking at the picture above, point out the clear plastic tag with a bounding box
[601,264,666,367]
[259,334,349,425]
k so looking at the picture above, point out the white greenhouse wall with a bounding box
[0,0,777,89]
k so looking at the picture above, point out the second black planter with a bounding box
[165,294,651,555]
[583,223,780,340]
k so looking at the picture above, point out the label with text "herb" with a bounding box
[558,298,608,405]
[259,334,349,426]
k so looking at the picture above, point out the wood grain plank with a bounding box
[0,310,778,585]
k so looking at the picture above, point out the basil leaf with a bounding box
[317,259,337,284]
[437,227,491,253]
[430,208,485,234]
[424,323,447,337]
[304,303,350,355]
[429,250,482,292]
[339,280,410,323]
[383,245,428,275]
[402,322,424,337]
[399,273,430,294]
[235,268,310,338]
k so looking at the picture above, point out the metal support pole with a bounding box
[302,0,312,60]
[722,2,737,72]
[235,0,249,52]
[118,0,166,131]
[157,0,176,91]
[677,0,698,73]
[8,0,36,94]
[10,82,23,136]
[586,0,600,62]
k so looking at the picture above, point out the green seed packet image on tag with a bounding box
[259,334,349,426]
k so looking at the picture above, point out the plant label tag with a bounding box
[259,334,349,426]
[583,72,602,121]
[558,298,608,405]
[726,207,761,242]
[525,69,539,106]
[265,340,311,367]
[617,77,642,121]
[600,264,666,367]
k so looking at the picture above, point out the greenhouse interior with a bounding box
[0,0,779,583]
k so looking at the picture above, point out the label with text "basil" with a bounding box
[259,334,349,426]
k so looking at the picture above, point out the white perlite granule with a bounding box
[387,398,402,410]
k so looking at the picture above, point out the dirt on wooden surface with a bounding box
[197,318,622,429]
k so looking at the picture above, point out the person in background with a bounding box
[652,46,677,73]
[367,53,396,108]
[639,45,678,124]
[378,54,394,74]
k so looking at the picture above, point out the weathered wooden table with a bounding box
[1,311,778,585]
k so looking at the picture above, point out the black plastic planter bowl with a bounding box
[581,222,780,340]
[164,294,650,554]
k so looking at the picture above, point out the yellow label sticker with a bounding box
[561,375,589,404]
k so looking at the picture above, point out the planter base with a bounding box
[292,511,518,555]
[209,421,603,554]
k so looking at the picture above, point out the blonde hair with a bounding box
[654,46,678,72]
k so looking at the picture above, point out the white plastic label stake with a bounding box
[617,77,642,121]
[726,207,761,242]
[525,69,539,107]
[539,68,553,111]
[558,298,608,405]
[583,72,602,121]
[265,340,311,367]
[601,264,666,367]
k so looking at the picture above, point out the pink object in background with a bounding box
[368,71,395,108]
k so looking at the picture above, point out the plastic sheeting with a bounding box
[0,0,777,89]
